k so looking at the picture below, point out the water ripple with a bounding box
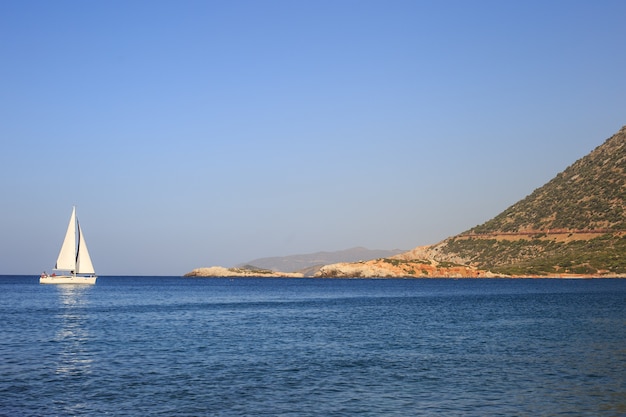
[0,277,625,415]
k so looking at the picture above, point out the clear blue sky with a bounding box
[1,1,625,275]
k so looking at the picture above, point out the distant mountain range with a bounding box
[240,247,406,273]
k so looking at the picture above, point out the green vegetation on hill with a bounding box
[471,126,625,234]
[443,234,626,275]
[436,126,626,276]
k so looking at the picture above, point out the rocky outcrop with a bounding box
[184,266,303,278]
[315,258,498,278]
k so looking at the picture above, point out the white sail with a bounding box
[76,221,95,274]
[55,207,77,271]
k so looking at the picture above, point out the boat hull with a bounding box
[40,275,97,285]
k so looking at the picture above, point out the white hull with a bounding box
[40,275,97,285]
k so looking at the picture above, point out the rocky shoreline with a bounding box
[183,263,624,279]
[184,266,303,278]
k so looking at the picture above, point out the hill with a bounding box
[469,127,625,234]
[319,126,626,278]
[430,125,626,276]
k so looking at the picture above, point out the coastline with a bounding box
[183,266,626,279]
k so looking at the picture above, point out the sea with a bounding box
[0,276,625,416]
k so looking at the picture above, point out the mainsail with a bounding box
[53,207,96,275]
[55,207,77,271]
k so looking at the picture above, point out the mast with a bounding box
[75,217,80,277]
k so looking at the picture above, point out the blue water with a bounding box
[1,276,625,416]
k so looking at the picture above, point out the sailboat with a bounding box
[40,207,97,284]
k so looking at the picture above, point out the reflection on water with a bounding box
[54,285,93,377]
